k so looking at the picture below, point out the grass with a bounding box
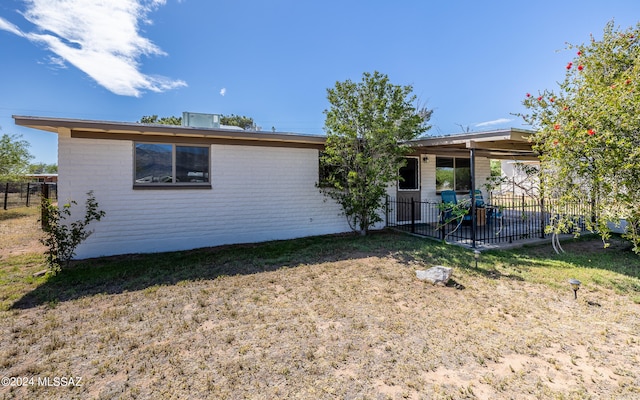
[1,208,640,399]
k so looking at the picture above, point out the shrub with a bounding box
[40,190,105,272]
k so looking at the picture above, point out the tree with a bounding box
[28,162,58,174]
[139,115,182,125]
[520,21,640,253]
[0,133,33,181]
[321,71,431,235]
[220,114,256,130]
[139,114,257,129]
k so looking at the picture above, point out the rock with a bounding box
[32,269,49,277]
[416,266,453,285]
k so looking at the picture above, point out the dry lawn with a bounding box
[1,207,639,399]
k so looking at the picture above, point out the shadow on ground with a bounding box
[12,230,479,309]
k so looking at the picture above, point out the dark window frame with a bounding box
[398,156,420,191]
[435,156,471,193]
[133,142,211,189]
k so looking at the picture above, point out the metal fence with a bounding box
[1,182,58,210]
[386,194,592,247]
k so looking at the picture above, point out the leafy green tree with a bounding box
[0,133,33,181]
[321,71,431,235]
[28,162,58,174]
[521,21,640,253]
[139,114,256,130]
[139,115,182,125]
[220,114,256,130]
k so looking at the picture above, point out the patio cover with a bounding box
[407,128,540,248]
[407,128,539,160]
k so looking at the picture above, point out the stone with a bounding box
[416,266,453,285]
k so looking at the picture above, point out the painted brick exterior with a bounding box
[58,137,352,258]
[57,137,495,259]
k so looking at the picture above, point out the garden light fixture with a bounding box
[473,250,480,269]
[569,278,581,299]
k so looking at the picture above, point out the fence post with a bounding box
[411,198,415,234]
[385,195,389,227]
[26,182,31,207]
[3,183,8,210]
[440,206,445,240]
[40,184,50,229]
[539,197,546,238]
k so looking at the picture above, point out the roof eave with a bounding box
[13,115,327,147]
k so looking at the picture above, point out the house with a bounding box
[14,114,538,258]
[499,160,540,196]
[25,173,58,183]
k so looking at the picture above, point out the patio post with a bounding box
[469,146,477,248]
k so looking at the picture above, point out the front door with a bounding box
[397,157,421,222]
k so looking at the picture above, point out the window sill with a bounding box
[133,184,212,190]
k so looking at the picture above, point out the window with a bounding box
[436,157,471,192]
[134,143,210,187]
[398,157,419,190]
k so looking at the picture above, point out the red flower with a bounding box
[563,106,569,111]
[553,139,559,146]
[526,93,531,97]
[550,97,555,102]
[566,62,573,70]
[626,79,632,85]
[588,129,595,136]
[577,65,584,71]
[554,124,560,130]
[537,96,543,101]
[577,51,582,56]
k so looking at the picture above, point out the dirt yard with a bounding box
[1,208,639,399]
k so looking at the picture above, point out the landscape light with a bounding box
[569,278,581,299]
[473,250,480,269]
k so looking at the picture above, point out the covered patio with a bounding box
[388,129,590,248]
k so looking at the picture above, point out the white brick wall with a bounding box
[57,137,496,259]
[58,137,352,258]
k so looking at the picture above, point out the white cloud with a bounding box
[219,87,226,96]
[474,118,513,128]
[44,55,68,69]
[0,17,25,36]
[0,0,185,97]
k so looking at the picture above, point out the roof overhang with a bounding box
[14,116,540,160]
[13,115,327,150]
[408,128,539,160]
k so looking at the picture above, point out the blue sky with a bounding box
[1,0,639,164]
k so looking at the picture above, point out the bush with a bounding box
[40,190,105,272]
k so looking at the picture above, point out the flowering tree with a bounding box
[521,21,640,253]
[321,71,430,235]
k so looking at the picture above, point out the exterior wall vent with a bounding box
[182,112,221,128]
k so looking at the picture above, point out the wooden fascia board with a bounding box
[69,130,325,150]
[466,140,534,151]
[13,115,326,149]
